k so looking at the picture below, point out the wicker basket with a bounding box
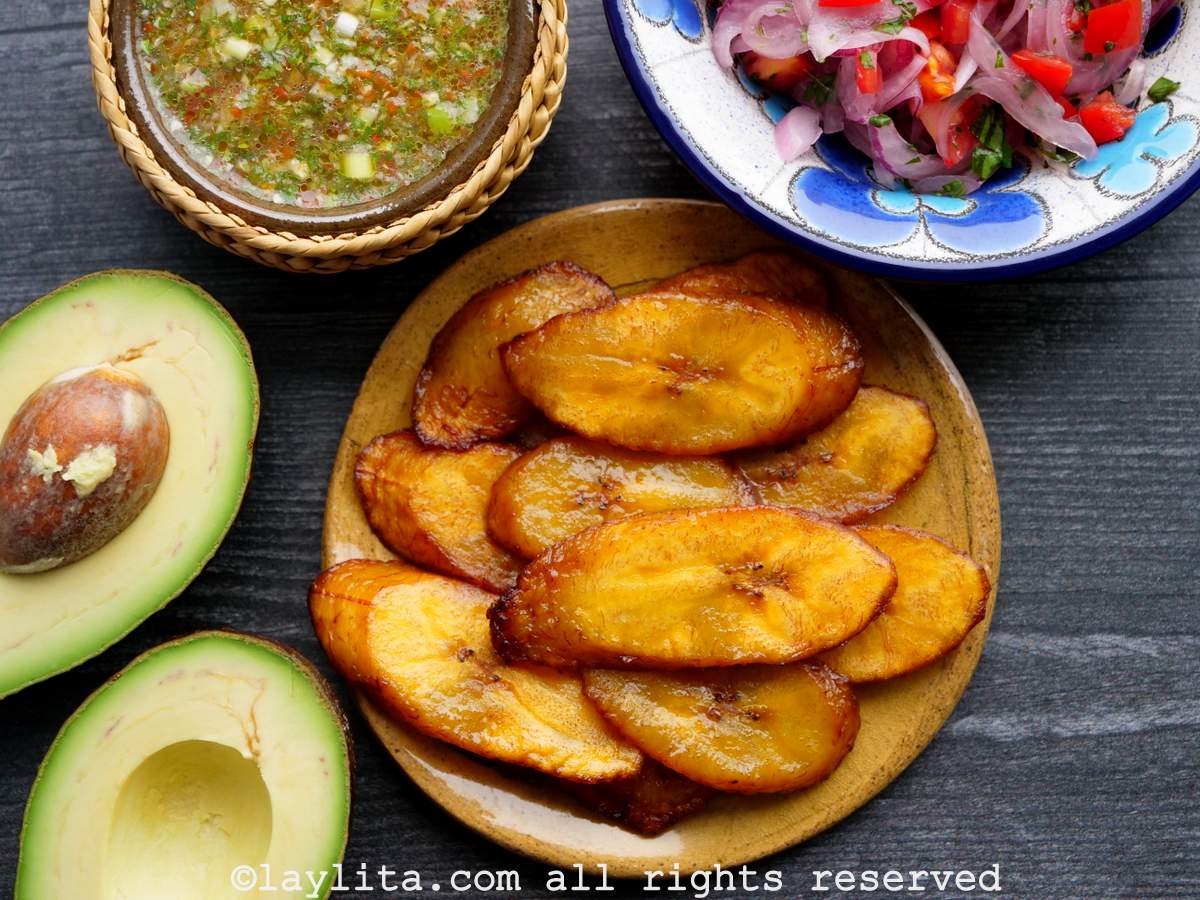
[87,0,568,273]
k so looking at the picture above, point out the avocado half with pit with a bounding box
[16,631,352,899]
[0,270,258,697]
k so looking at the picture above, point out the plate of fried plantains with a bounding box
[313,199,1000,874]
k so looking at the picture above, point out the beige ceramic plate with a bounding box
[322,199,1001,875]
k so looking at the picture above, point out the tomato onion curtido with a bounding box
[712,0,1179,195]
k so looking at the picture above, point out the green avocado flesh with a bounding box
[16,631,352,900]
[0,270,259,697]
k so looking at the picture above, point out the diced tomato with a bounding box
[1011,50,1074,97]
[917,69,956,102]
[918,41,958,103]
[940,0,976,44]
[1083,0,1143,55]
[930,42,958,73]
[919,94,988,167]
[743,52,814,93]
[1056,94,1079,118]
[1079,91,1136,143]
[911,9,942,40]
[818,0,877,6]
[856,50,881,94]
[1067,3,1088,32]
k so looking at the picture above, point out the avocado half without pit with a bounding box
[16,631,353,900]
[0,270,259,697]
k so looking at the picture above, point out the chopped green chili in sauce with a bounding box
[138,0,508,208]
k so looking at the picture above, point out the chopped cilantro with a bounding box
[869,113,892,127]
[876,0,917,35]
[803,73,836,106]
[1147,76,1181,103]
[938,180,967,198]
[969,105,1014,181]
[971,105,1004,150]
[1040,144,1081,164]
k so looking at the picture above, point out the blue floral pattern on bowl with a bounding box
[792,138,1046,255]
[1073,102,1200,197]
[632,0,702,40]
[604,0,1200,279]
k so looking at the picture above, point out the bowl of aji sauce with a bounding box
[94,0,549,268]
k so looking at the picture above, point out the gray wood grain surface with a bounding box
[1,2,1198,897]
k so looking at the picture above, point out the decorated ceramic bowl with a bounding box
[603,0,1198,280]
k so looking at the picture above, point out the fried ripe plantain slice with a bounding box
[501,291,845,455]
[310,559,643,782]
[490,506,896,669]
[355,430,522,592]
[653,250,830,307]
[487,436,754,558]
[559,760,715,835]
[583,663,859,793]
[819,526,990,682]
[749,297,862,434]
[737,386,937,522]
[414,261,616,449]
[655,253,861,433]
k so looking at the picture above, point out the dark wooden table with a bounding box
[2,3,1198,897]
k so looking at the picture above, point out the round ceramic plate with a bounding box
[322,199,1002,875]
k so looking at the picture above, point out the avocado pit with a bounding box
[0,363,170,573]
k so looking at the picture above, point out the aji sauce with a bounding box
[137,0,509,208]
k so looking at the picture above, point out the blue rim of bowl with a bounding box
[602,0,1200,282]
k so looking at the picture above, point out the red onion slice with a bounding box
[1115,58,1147,106]
[870,121,955,178]
[774,105,824,160]
[993,0,1030,41]
[713,0,764,68]
[1150,0,1179,25]
[742,1,811,58]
